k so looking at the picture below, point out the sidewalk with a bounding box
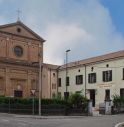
[0,111,103,119]
[115,122,124,127]
[14,114,88,119]
[14,111,103,119]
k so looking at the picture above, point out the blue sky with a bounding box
[101,0,124,35]
[0,0,124,64]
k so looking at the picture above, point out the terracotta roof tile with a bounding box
[43,63,59,70]
[60,50,124,69]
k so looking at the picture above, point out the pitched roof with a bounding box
[0,21,45,42]
[60,50,124,69]
[43,63,59,70]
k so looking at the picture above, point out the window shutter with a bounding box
[58,78,61,87]
[103,71,105,82]
[95,73,96,83]
[123,69,124,80]
[66,77,69,86]
[88,74,90,83]
[76,76,77,84]
[110,70,112,81]
[82,75,83,84]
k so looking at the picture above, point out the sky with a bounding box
[0,0,124,65]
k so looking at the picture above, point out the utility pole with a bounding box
[65,49,71,100]
[32,53,43,116]
[39,57,42,116]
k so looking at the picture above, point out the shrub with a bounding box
[0,97,66,106]
[112,95,124,107]
[68,92,88,108]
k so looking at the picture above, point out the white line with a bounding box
[115,122,124,127]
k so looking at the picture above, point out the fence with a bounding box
[0,103,88,116]
[112,105,124,114]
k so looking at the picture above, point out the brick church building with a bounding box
[0,21,58,98]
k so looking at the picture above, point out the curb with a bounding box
[115,122,124,127]
[0,113,104,119]
[14,115,88,119]
[0,113,91,119]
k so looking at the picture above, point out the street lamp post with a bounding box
[65,49,71,100]
[39,57,42,116]
[32,55,42,116]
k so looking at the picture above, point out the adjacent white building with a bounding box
[57,50,124,107]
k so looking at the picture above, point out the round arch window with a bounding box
[14,46,23,57]
[17,28,21,33]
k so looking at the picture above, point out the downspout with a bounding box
[50,68,51,98]
[57,69,59,95]
[84,64,87,97]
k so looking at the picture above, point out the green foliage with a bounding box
[68,92,88,107]
[0,94,88,107]
[0,97,66,106]
[112,95,124,107]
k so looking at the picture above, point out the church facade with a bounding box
[0,21,58,98]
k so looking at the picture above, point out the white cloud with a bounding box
[43,23,93,64]
[21,0,124,64]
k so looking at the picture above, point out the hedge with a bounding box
[0,96,66,106]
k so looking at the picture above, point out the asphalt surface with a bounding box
[0,113,123,127]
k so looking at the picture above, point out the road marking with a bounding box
[115,122,124,127]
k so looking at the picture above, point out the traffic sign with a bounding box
[31,89,36,95]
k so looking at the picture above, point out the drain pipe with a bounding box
[84,64,87,97]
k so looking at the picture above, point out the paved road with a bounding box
[0,114,123,127]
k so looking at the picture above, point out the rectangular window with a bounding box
[120,89,124,97]
[14,90,23,97]
[103,70,112,82]
[88,73,96,83]
[76,75,83,85]
[0,78,4,90]
[58,92,61,98]
[52,93,56,98]
[105,89,110,100]
[66,77,70,86]
[123,68,124,80]
[58,78,61,87]
[52,83,56,89]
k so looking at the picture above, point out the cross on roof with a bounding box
[17,9,21,21]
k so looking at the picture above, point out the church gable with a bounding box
[0,21,45,42]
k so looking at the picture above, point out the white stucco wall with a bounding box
[58,57,124,107]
